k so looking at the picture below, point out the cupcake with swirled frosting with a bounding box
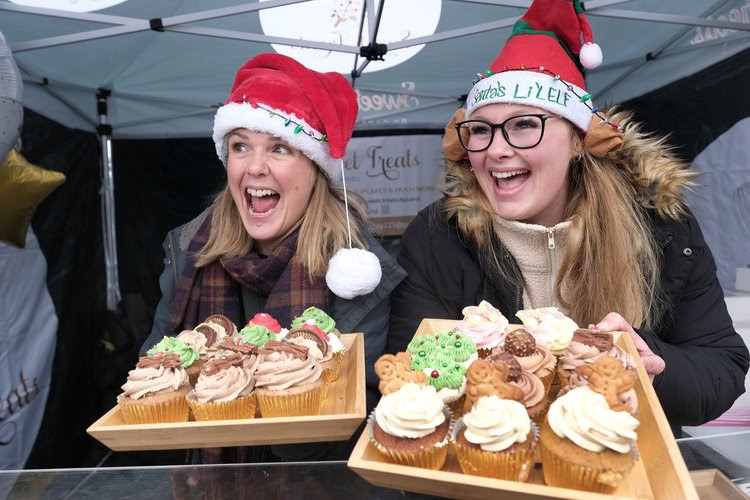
[452,396,538,481]
[186,352,259,420]
[501,328,557,395]
[457,300,509,357]
[253,341,325,417]
[117,353,190,423]
[558,328,637,388]
[147,336,201,386]
[540,386,639,493]
[370,382,451,469]
[515,307,578,356]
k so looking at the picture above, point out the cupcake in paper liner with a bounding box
[368,383,452,470]
[540,386,639,493]
[451,396,538,481]
[291,308,348,380]
[286,319,345,385]
[186,352,259,420]
[457,300,509,358]
[253,341,325,417]
[117,354,191,424]
[147,336,201,386]
[463,358,524,414]
[501,328,556,396]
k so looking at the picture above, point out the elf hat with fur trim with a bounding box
[213,53,358,181]
[466,0,602,132]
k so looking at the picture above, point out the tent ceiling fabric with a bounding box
[1,0,749,138]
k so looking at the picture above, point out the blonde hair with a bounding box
[443,108,697,330]
[195,169,368,279]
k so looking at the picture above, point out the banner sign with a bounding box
[343,134,444,236]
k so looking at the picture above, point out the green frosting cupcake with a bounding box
[407,335,438,358]
[425,352,466,391]
[147,336,198,368]
[291,306,336,333]
[235,324,277,348]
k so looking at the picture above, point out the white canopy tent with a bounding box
[1,0,750,309]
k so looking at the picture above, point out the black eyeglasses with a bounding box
[455,114,555,151]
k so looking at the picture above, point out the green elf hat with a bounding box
[466,0,602,132]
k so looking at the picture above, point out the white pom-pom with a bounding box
[326,247,382,299]
[579,42,603,70]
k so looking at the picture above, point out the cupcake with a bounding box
[147,336,201,386]
[117,354,191,424]
[558,328,636,388]
[370,382,451,469]
[457,300,509,357]
[284,322,340,386]
[186,352,259,420]
[216,336,260,369]
[452,396,538,481]
[254,341,325,417]
[515,307,578,356]
[291,308,347,374]
[458,300,508,358]
[541,385,639,493]
[411,350,467,416]
[501,328,556,395]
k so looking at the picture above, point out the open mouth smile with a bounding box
[246,187,280,215]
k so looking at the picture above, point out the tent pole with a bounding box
[96,89,121,311]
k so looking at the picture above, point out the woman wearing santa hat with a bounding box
[389,0,748,435]
[142,52,405,460]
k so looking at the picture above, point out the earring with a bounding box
[470,167,474,172]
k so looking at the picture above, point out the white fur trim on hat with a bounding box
[466,71,592,132]
[213,102,340,181]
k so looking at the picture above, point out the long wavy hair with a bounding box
[442,108,698,330]
[195,168,368,280]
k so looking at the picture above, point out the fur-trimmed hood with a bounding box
[604,109,698,220]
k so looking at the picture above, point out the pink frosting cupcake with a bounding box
[457,300,509,357]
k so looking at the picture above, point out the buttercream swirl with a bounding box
[176,329,209,356]
[458,300,509,348]
[254,348,322,391]
[463,396,531,452]
[291,306,336,333]
[147,336,198,368]
[515,307,578,355]
[509,370,545,408]
[235,324,277,348]
[120,355,188,400]
[285,336,332,362]
[374,383,446,439]
[510,342,556,379]
[192,353,257,403]
[547,386,639,454]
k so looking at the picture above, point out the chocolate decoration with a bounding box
[285,328,329,357]
[195,324,218,347]
[572,328,614,352]
[204,314,237,336]
[203,352,244,376]
[503,328,536,357]
[219,337,257,355]
[259,341,309,360]
[488,351,523,382]
[137,353,181,369]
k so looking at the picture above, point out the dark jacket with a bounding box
[143,209,406,459]
[390,199,749,431]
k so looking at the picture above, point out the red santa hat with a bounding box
[213,53,358,181]
[466,0,603,132]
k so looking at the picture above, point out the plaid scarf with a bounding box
[164,212,328,334]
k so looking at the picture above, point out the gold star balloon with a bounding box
[0,149,65,248]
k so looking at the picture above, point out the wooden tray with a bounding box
[348,319,698,499]
[691,469,748,500]
[88,333,366,451]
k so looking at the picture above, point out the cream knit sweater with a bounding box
[493,217,572,313]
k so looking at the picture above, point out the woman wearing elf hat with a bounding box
[390,0,748,434]
[142,52,406,457]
